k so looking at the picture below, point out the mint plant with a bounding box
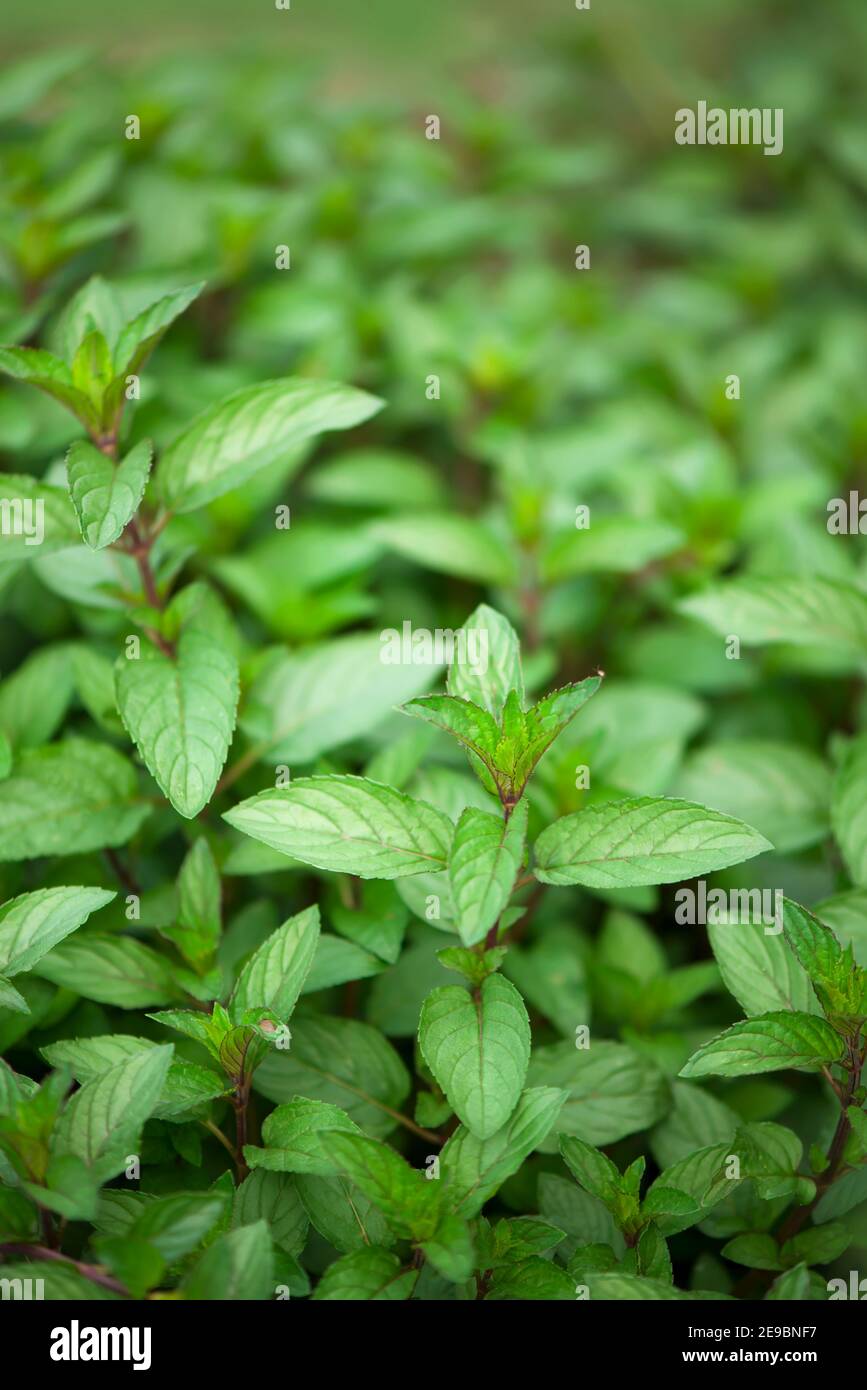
[1,20,866,1306]
[3,545,864,1298]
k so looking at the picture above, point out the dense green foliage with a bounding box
[1,5,867,1302]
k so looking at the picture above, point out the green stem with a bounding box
[95,425,175,653]
[201,1117,239,1165]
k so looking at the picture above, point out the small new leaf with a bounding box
[418,974,530,1139]
[66,438,153,549]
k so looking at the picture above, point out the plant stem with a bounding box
[371,1102,439,1146]
[232,1082,251,1183]
[201,1118,239,1165]
[215,742,265,796]
[0,1243,130,1297]
[121,515,175,656]
[126,517,164,612]
[774,1054,859,1247]
[95,426,175,653]
[104,846,141,898]
[39,1208,58,1250]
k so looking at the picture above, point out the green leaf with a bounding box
[245,1097,361,1176]
[420,1210,476,1282]
[24,1153,102,1221]
[0,732,11,780]
[832,734,867,885]
[542,516,685,582]
[0,739,149,861]
[635,1223,672,1282]
[56,274,125,362]
[224,774,453,879]
[418,974,530,1139]
[680,1012,844,1079]
[782,1222,851,1269]
[87,1236,163,1300]
[640,1185,700,1223]
[0,886,114,977]
[242,633,439,764]
[736,1121,805,1200]
[534,795,772,888]
[312,1247,416,1301]
[680,576,867,666]
[0,472,81,560]
[721,1233,782,1270]
[675,741,831,854]
[0,349,98,427]
[253,1015,410,1138]
[513,678,601,789]
[66,438,153,549]
[0,644,77,749]
[0,1261,120,1300]
[112,282,205,377]
[650,1081,739,1170]
[35,932,177,1007]
[0,47,89,121]
[446,603,523,718]
[183,1220,274,1300]
[707,915,820,1018]
[229,905,320,1023]
[527,1040,668,1145]
[146,1007,223,1060]
[306,448,444,511]
[303,934,384,994]
[115,621,238,820]
[780,899,860,1017]
[212,522,380,639]
[131,1190,228,1262]
[372,513,517,585]
[40,1035,227,1120]
[294,1173,393,1253]
[644,1143,741,1236]
[233,1170,308,1256]
[0,976,28,1013]
[566,1242,621,1279]
[70,645,123,736]
[582,1272,699,1300]
[440,1087,567,1218]
[53,1045,173,1183]
[814,1165,867,1221]
[448,802,527,947]
[541,1177,623,1266]
[71,330,113,419]
[766,1264,813,1300]
[157,378,383,513]
[329,881,408,965]
[438,944,507,986]
[486,1255,577,1300]
[813,891,867,968]
[401,695,502,780]
[322,1131,439,1239]
[503,924,589,1038]
[559,1135,624,1208]
[162,836,221,968]
[490,1217,565,1264]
